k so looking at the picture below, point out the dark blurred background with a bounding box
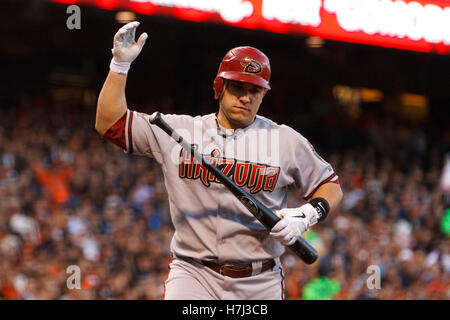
[0,0,448,300]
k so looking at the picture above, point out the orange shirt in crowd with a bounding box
[33,163,73,204]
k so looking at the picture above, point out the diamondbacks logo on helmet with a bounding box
[240,58,262,74]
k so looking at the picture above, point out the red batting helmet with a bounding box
[213,46,271,100]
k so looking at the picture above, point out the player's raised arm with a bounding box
[95,21,148,135]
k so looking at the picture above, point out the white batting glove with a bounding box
[110,21,148,74]
[270,203,320,246]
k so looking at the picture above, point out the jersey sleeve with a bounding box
[289,130,339,200]
[102,109,170,163]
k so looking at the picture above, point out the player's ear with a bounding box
[223,79,229,90]
[219,79,228,100]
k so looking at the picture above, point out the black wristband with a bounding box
[308,197,330,222]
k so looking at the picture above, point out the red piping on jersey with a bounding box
[304,172,339,201]
[127,111,134,154]
[163,256,174,300]
[102,112,127,150]
[280,266,285,300]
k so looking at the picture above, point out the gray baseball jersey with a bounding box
[103,110,338,264]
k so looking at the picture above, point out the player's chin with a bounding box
[229,111,253,126]
[231,106,252,117]
[233,105,250,112]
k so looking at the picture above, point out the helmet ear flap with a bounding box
[213,77,223,100]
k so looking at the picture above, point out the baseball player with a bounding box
[95,22,343,300]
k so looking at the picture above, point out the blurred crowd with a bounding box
[0,90,448,300]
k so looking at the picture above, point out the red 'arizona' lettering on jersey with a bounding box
[179,147,280,193]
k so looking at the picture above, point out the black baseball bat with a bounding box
[149,112,318,264]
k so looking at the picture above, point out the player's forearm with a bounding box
[95,70,128,135]
[310,182,343,213]
[96,21,148,135]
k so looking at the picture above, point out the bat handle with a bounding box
[289,237,318,264]
[258,205,319,264]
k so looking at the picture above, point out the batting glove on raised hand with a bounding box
[110,21,148,74]
[270,203,320,246]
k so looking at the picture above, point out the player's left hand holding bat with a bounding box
[270,204,320,246]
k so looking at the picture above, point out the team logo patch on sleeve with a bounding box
[179,146,280,193]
